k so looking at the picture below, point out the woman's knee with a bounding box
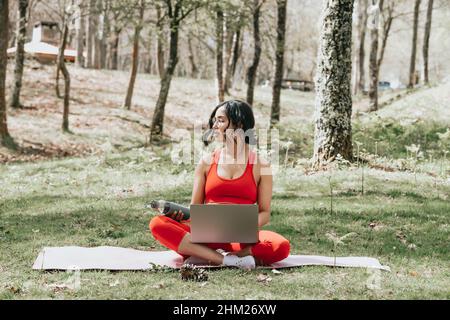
[149,215,169,236]
[276,239,290,261]
[253,237,291,265]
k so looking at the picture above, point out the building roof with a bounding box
[34,21,58,28]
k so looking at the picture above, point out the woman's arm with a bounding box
[257,157,273,228]
[190,155,209,205]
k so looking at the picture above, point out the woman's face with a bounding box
[212,106,232,141]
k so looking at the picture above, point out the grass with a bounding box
[0,148,449,300]
[0,63,449,299]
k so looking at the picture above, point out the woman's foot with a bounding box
[222,255,256,270]
[183,249,227,266]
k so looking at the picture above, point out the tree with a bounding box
[353,0,368,95]
[246,0,265,106]
[155,3,166,79]
[408,0,421,88]
[377,0,395,71]
[0,0,12,146]
[86,0,96,68]
[108,0,134,70]
[10,0,29,109]
[75,0,86,68]
[368,0,382,112]
[58,8,72,132]
[423,0,433,85]
[123,0,145,110]
[215,4,224,103]
[187,33,198,78]
[313,0,354,168]
[150,0,206,143]
[224,11,243,92]
[270,0,287,127]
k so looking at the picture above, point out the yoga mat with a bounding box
[32,246,391,271]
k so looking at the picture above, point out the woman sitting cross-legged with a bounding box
[149,100,290,270]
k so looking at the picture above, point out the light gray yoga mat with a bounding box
[32,246,391,271]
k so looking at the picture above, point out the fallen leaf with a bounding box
[46,283,73,292]
[109,280,120,287]
[5,285,21,294]
[271,269,283,275]
[409,271,419,277]
[256,273,272,284]
[395,231,407,244]
[369,222,383,231]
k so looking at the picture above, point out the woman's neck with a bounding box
[222,141,248,164]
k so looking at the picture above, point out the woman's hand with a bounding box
[167,210,184,222]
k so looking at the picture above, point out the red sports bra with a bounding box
[204,148,257,204]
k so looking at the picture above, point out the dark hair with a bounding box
[203,100,256,146]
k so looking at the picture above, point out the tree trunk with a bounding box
[270,0,287,127]
[246,0,263,106]
[377,1,393,71]
[187,33,198,78]
[222,13,233,94]
[150,4,181,142]
[225,28,239,92]
[368,0,382,112]
[0,0,11,144]
[86,0,96,68]
[215,7,224,103]
[11,0,28,109]
[93,0,102,69]
[123,2,144,110]
[313,0,354,168]
[75,0,85,68]
[156,5,165,79]
[58,19,71,132]
[111,28,120,70]
[55,62,62,99]
[408,0,421,88]
[100,2,109,69]
[353,0,367,95]
[229,26,242,88]
[423,0,433,85]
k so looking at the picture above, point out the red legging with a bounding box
[149,215,290,265]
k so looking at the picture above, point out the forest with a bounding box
[0,0,449,300]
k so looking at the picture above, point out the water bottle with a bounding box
[149,200,190,220]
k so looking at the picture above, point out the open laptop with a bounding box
[190,204,258,244]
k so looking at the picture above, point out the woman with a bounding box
[149,100,290,269]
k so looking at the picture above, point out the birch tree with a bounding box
[313,0,354,168]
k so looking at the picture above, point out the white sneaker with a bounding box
[222,255,256,270]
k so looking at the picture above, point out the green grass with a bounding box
[1,66,449,299]
[1,148,449,300]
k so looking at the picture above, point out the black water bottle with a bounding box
[149,200,190,220]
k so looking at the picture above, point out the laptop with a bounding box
[190,204,258,244]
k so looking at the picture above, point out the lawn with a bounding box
[0,146,448,299]
[0,64,449,299]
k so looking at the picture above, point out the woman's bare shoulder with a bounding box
[198,149,219,174]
